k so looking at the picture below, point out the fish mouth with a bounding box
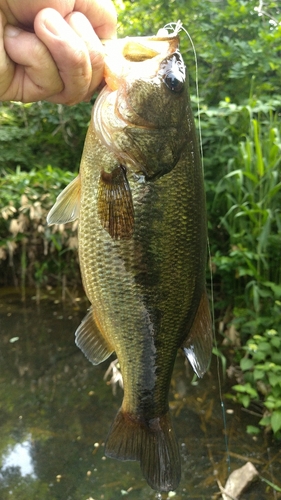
[99,31,185,132]
[92,29,185,175]
[102,33,180,92]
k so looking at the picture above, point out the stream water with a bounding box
[0,288,280,500]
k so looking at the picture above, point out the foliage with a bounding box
[211,99,281,434]
[0,100,92,172]
[0,0,280,437]
[211,98,281,310]
[0,166,79,294]
[232,321,281,437]
[117,0,281,104]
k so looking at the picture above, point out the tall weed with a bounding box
[212,100,281,434]
[213,100,281,309]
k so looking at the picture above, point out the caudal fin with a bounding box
[105,409,181,492]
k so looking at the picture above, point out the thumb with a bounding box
[0,10,15,99]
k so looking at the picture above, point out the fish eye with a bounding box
[164,75,184,92]
[159,51,186,93]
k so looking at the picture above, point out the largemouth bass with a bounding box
[47,25,213,492]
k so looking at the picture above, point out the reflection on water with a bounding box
[3,438,35,477]
[0,289,280,500]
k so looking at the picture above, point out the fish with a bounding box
[47,24,213,492]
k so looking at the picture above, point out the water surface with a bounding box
[0,289,280,499]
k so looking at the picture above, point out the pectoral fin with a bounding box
[75,306,114,365]
[182,289,213,378]
[47,175,81,225]
[98,165,134,240]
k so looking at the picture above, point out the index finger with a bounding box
[4,0,117,36]
[74,0,117,38]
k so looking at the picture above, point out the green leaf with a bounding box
[240,358,254,371]
[253,369,265,380]
[233,384,247,393]
[263,282,281,297]
[271,411,281,434]
[268,373,281,388]
[260,476,281,493]
[246,425,260,435]
[241,394,250,408]
[264,395,279,410]
[271,337,281,349]
[259,415,271,427]
[257,342,271,353]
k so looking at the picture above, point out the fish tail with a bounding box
[105,409,181,492]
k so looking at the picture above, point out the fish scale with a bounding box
[79,138,204,438]
[47,27,213,492]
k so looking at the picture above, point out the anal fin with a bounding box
[75,306,114,365]
[182,289,213,378]
[47,175,81,225]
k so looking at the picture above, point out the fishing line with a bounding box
[164,20,231,477]
[163,21,204,165]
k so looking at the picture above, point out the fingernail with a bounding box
[44,18,59,37]
[5,25,21,37]
[43,12,65,37]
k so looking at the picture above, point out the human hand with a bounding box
[0,0,117,104]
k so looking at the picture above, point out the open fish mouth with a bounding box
[93,32,187,174]
[102,31,181,88]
